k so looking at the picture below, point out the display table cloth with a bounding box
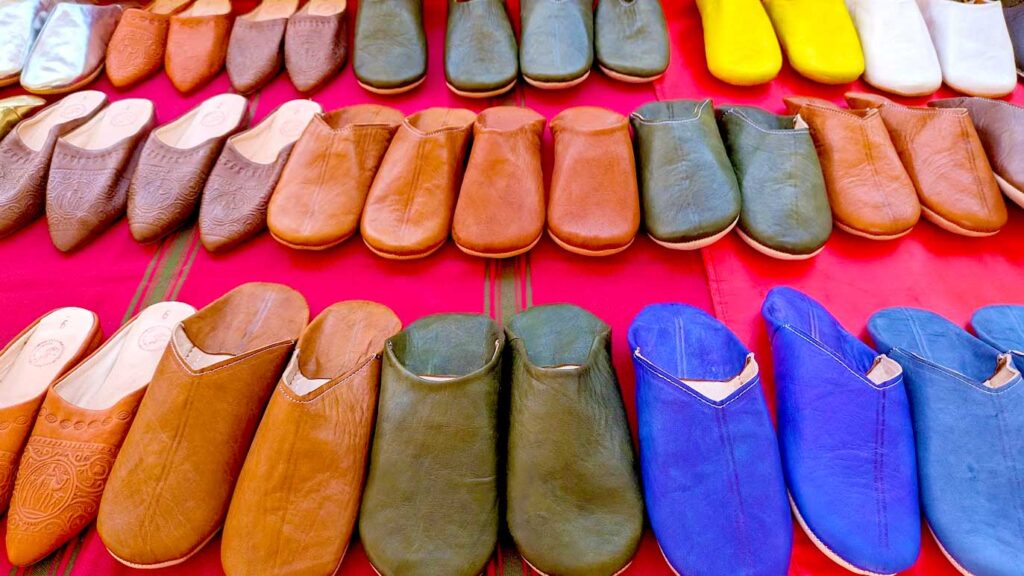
[0,0,1020,574]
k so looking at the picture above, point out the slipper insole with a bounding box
[244,0,300,21]
[180,0,231,18]
[232,100,321,164]
[156,93,248,150]
[17,91,107,151]
[55,302,195,410]
[0,308,97,408]
[305,0,345,17]
[149,0,192,15]
[63,99,153,151]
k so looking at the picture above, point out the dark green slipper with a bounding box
[717,105,832,260]
[631,99,741,249]
[445,0,518,98]
[520,0,593,89]
[354,0,427,94]
[506,304,643,576]
[359,314,504,576]
[595,0,670,82]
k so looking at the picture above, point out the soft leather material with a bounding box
[973,304,1024,373]
[445,0,517,96]
[846,92,1008,236]
[285,6,347,93]
[106,9,172,89]
[353,0,426,91]
[507,304,642,576]
[165,10,233,94]
[762,288,920,575]
[784,96,920,239]
[20,3,122,94]
[199,100,320,253]
[869,308,1024,576]
[359,314,503,576]
[452,106,546,258]
[917,0,1016,97]
[630,99,741,248]
[0,309,101,516]
[717,105,832,258]
[845,0,941,96]
[0,96,43,143]
[45,100,155,253]
[268,105,403,250]
[1006,0,1024,74]
[5,302,194,566]
[548,107,640,256]
[519,0,593,85]
[0,0,45,86]
[628,303,792,576]
[97,283,308,568]
[226,17,286,94]
[360,108,476,259]
[595,0,669,81]
[128,94,250,244]
[695,0,781,85]
[0,91,106,238]
[222,301,401,576]
[930,96,1024,206]
[764,0,863,84]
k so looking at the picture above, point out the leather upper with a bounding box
[846,0,941,96]
[285,6,347,93]
[763,288,920,575]
[917,0,1017,98]
[106,8,171,89]
[930,96,1024,200]
[717,105,832,257]
[846,92,1007,235]
[452,106,546,258]
[628,304,792,576]
[520,0,593,84]
[165,11,233,94]
[128,94,250,244]
[1005,0,1024,73]
[764,0,864,84]
[784,96,920,238]
[97,283,308,568]
[695,0,781,85]
[869,308,1024,576]
[359,314,503,576]
[360,108,476,259]
[0,0,45,85]
[507,305,643,576]
[268,105,404,250]
[353,0,426,90]
[0,92,106,238]
[548,107,640,256]
[0,97,43,142]
[595,0,669,80]
[226,17,286,95]
[445,0,518,94]
[45,101,155,253]
[20,3,122,94]
[630,99,741,246]
[222,301,401,576]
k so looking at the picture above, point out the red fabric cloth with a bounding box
[0,0,1020,574]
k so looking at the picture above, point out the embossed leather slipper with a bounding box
[6,301,195,566]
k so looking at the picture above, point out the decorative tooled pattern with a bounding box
[285,16,346,86]
[45,164,123,238]
[7,437,118,536]
[110,22,165,70]
[36,404,134,431]
[129,145,213,233]
[0,450,18,508]
[0,140,47,232]
[199,169,274,243]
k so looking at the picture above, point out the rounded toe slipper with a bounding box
[764,0,864,85]
[594,0,669,83]
[444,0,518,98]
[519,0,593,89]
[762,287,920,576]
[628,303,792,576]
[695,0,782,86]
[847,0,941,97]
[353,0,426,94]
[869,307,1024,576]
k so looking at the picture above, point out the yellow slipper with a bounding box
[764,0,865,84]
[696,0,782,86]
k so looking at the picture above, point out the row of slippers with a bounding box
[1,283,1020,576]
[702,0,1023,97]
[0,90,1022,259]
[0,0,669,97]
